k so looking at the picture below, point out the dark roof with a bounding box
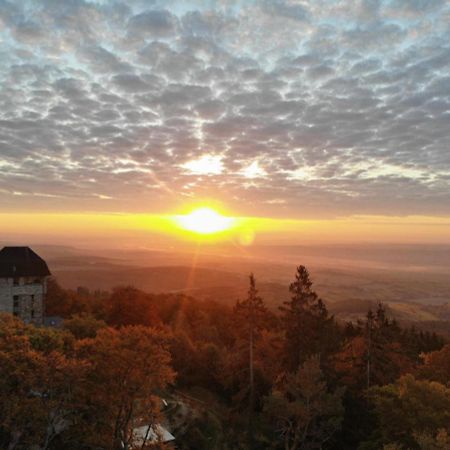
[0,247,51,278]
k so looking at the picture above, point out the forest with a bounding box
[0,265,449,450]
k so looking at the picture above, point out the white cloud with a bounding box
[181,154,224,175]
[240,161,267,178]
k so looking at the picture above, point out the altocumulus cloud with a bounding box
[0,0,449,218]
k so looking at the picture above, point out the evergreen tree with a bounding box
[364,303,413,388]
[233,273,268,449]
[280,265,337,371]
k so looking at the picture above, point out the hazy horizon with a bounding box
[1,212,450,250]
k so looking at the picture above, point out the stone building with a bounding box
[0,246,51,325]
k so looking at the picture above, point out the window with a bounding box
[31,295,35,318]
[13,278,19,286]
[13,295,20,316]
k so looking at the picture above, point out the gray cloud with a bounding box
[0,0,449,218]
[128,9,178,39]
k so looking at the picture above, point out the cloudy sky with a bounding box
[1,0,450,220]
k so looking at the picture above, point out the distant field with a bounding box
[33,243,450,334]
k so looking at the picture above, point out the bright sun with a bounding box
[174,207,235,235]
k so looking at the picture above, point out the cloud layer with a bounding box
[0,0,449,218]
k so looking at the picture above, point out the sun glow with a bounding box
[174,207,236,235]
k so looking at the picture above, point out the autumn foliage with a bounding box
[1,265,448,450]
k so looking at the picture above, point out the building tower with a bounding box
[0,247,51,325]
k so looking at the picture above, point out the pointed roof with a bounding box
[0,247,51,278]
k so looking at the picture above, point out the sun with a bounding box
[174,207,235,235]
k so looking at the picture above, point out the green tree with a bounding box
[63,313,107,339]
[366,375,450,449]
[280,266,338,370]
[365,303,414,388]
[335,303,414,392]
[233,274,268,449]
[264,355,345,450]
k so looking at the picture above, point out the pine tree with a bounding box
[364,303,413,388]
[280,265,337,371]
[233,273,267,450]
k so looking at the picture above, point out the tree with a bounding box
[233,274,268,449]
[63,313,107,339]
[334,304,414,391]
[280,266,338,371]
[365,375,450,449]
[365,303,414,388]
[169,330,201,387]
[45,278,73,317]
[415,429,449,450]
[418,344,450,386]
[108,286,161,328]
[0,314,85,450]
[402,326,445,357]
[264,355,344,450]
[74,326,175,450]
[44,279,109,319]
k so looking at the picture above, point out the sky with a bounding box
[0,0,450,244]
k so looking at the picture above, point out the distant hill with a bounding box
[328,298,450,322]
[27,244,449,335]
[52,263,246,293]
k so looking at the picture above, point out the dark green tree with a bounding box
[233,273,268,449]
[264,355,345,450]
[280,266,338,371]
[63,313,107,339]
[364,375,450,449]
[365,303,413,388]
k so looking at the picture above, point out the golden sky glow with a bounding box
[1,212,450,247]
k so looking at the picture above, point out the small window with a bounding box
[31,310,35,319]
[13,296,20,316]
[13,278,19,286]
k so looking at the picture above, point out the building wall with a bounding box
[0,276,47,325]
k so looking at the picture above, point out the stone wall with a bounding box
[0,276,47,325]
